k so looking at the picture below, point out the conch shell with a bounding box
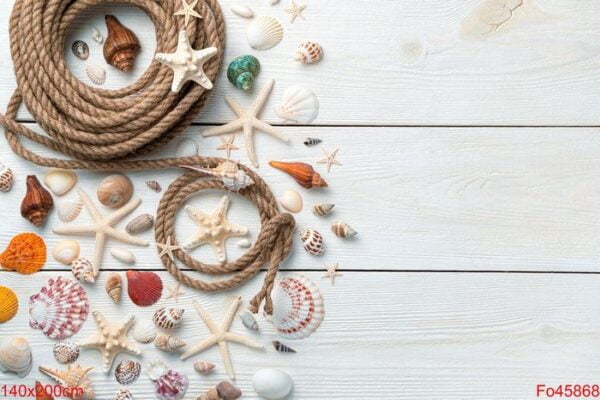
[21,175,54,227]
[103,15,141,72]
[268,161,327,189]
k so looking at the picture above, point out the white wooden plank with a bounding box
[2,0,600,125]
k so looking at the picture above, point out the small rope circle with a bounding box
[155,159,296,314]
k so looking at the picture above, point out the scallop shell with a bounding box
[272,340,296,353]
[331,221,357,238]
[29,276,90,340]
[126,270,163,307]
[86,64,106,85]
[299,229,324,256]
[0,286,18,323]
[313,203,334,217]
[115,360,141,385]
[71,257,96,284]
[133,319,157,344]
[175,138,198,158]
[72,40,90,60]
[110,248,136,264]
[91,26,104,44]
[239,310,259,331]
[270,275,324,340]
[276,86,319,124]
[115,388,134,400]
[193,361,215,375]
[231,5,254,18]
[278,189,303,213]
[105,272,122,303]
[43,169,77,196]
[126,214,154,234]
[57,197,83,223]
[145,180,162,193]
[153,369,189,400]
[0,233,47,274]
[153,307,184,330]
[53,341,80,364]
[0,164,14,192]
[154,333,186,352]
[53,240,80,265]
[295,41,323,64]
[252,368,293,400]
[247,16,284,50]
[0,336,33,377]
[97,174,133,208]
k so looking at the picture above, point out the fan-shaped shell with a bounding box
[86,64,106,85]
[299,229,324,256]
[53,240,80,265]
[153,369,189,400]
[115,360,141,385]
[126,271,163,307]
[71,257,96,284]
[295,41,323,64]
[0,336,33,377]
[0,286,18,323]
[0,233,47,274]
[29,276,90,340]
[276,86,319,124]
[0,164,14,192]
[153,307,184,330]
[133,319,157,344]
[247,16,284,50]
[270,275,324,339]
[72,40,89,60]
[57,198,83,223]
[44,168,77,196]
[53,341,80,364]
[175,138,198,158]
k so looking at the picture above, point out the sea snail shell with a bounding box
[227,55,261,91]
[103,15,141,72]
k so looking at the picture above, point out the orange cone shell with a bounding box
[268,161,328,189]
[0,233,47,274]
[0,286,18,323]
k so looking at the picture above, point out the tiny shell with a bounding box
[0,232,47,274]
[231,5,254,18]
[303,137,321,146]
[247,16,284,50]
[313,203,334,216]
[97,174,133,208]
[133,320,157,344]
[300,229,324,256]
[86,64,106,85]
[0,286,18,323]
[331,221,357,238]
[91,26,104,44]
[239,310,259,331]
[72,40,89,60]
[175,138,198,158]
[57,198,83,223]
[278,189,303,213]
[71,257,96,284]
[154,333,186,352]
[216,381,242,400]
[145,180,162,193]
[194,361,215,375]
[115,360,141,385]
[126,214,154,234]
[43,169,77,196]
[115,388,134,400]
[276,86,319,124]
[295,41,323,64]
[252,368,293,400]
[237,239,251,248]
[105,272,122,303]
[110,248,136,264]
[272,340,296,353]
[126,270,163,307]
[0,164,14,192]
[52,240,80,265]
[270,0,280,3]
[53,341,80,364]
[0,336,33,377]
[153,307,184,330]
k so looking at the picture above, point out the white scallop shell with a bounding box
[175,138,199,158]
[53,240,81,265]
[247,16,284,50]
[0,336,33,378]
[275,86,319,124]
[44,168,77,196]
[57,197,83,223]
[278,189,303,213]
[270,275,324,340]
[110,248,136,264]
[252,368,294,400]
[86,64,106,85]
[231,5,254,18]
[134,320,158,344]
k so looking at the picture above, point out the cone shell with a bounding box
[115,388,133,400]
[313,203,334,217]
[153,307,184,330]
[115,360,141,385]
[57,198,83,223]
[105,272,122,303]
[126,271,163,307]
[271,275,324,339]
[134,319,157,344]
[0,286,18,323]
[29,276,90,340]
[53,341,80,364]
[194,361,215,375]
[269,161,327,189]
[126,214,154,234]
[0,233,47,274]
[86,64,106,85]
[97,174,133,208]
[0,164,14,192]
[300,229,324,256]
[71,257,96,284]
[154,333,186,352]
[38,364,95,400]
[239,310,259,331]
[247,16,284,50]
[21,175,54,227]
[103,15,141,72]
[43,169,77,196]
[272,340,296,353]
[0,336,33,377]
[331,221,357,238]
[53,240,80,265]
[275,86,319,124]
[303,137,321,146]
[295,41,323,64]
[145,180,162,193]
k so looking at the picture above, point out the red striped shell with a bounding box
[299,229,324,256]
[153,307,184,330]
[126,271,163,307]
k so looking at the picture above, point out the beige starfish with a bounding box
[174,0,202,26]
[322,262,343,285]
[181,297,264,379]
[216,136,239,159]
[53,188,148,276]
[317,146,342,173]
[78,311,140,373]
[157,235,181,262]
[166,283,185,304]
[183,196,248,263]
[202,79,288,167]
[285,0,306,23]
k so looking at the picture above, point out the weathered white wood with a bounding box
[3,0,600,125]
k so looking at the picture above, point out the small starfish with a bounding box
[78,311,140,373]
[322,262,343,285]
[53,188,148,276]
[181,297,264,379]
[216,136,239,159]
[285,0,306,23]
[317,146,342,173]
[183,196,248,263]
[174,0,202,26]
[202,79,288,167]
[157,236,181,262]
[166,283,185,304]
[155,30,218,93]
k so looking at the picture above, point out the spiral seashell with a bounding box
[126,214,154,234]
[295,41,323,64]
[153,307,184,330]
[0,286,18,323]
[303,137,321,146]
[276,86,319,124]
[154,333,186,352]
[269,161,327,189]
[0,164,14,192]
[72,40,89,60]
[272,340,296,353]
[247,16,284,50]
[21,175,53,227]
[145,180,162,193]
[115,360,142,385]
[115,388,134,400]
[239,310,259,331]
[313,203,335,217]
[44,168,77,196]
[127,270,163,306]
[153,369,189,400]
[103,15,141,72]
[86,64,106,85]
[227,55,260,90]
[0,336,33,377]
[110,248,136,264]
[299,229,324,256]
[231,5,254,18]
[133,319,157,344]
[194,361,216,375]
[0,232,47,274]
[57,198,83,223]
[53,341,80,364]
[71,257,96,284]
[105,272,122,303]
[97,174,133,208]
[331,221,357,238]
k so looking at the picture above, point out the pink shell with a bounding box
[29,276,89,340]
[127,271,163,307]
[154,369,189,400]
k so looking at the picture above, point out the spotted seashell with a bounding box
[299,229,324,256]
[247,15,283,50]
[126,213,154,234]
[295,41,323,64]
[71,257,96,284]
[313,203,334,217]
[145,180,162,193]
[0,164,14,192]
[239,310,259,331]
[133,319,157,344]
[72,40,89,60]
[153,307,184,330]
[115,360,142,385]
[272,340,296,353]
[53,341,80,364]
[303,137,321,147]
[331,221,357,238]
[193,361,215,375]
[115,388,134,400]
[154,333,186,352]
[86,64,106,85]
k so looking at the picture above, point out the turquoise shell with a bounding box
[227,55,261,91]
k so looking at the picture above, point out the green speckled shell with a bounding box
[227,55,261,90]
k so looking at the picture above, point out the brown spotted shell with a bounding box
[115,360,141,385]
[0,164,14,192]
[299,229,324,256]
[53,341,80,364]
[153,307,184,330]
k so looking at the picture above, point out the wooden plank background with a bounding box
[1,0,600,399]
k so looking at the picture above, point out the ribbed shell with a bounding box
[275,86,319,124]
[126,271,163,307]
[295,41,323,63]
[153,369,189,400]
[0,336,32,377]
[103,15,141,72]
[0,233,47,274]
[115,360,141,385]
[133,320,157,344]
[247,16,284,50]
[53,341,80,364]
[86,64,106,85]
[57,198,83,223]
[0,286,18,323]
[105,272,122,303]
[299,229,324,256]
[153,307,184,330]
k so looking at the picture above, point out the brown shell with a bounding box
[21,175,53,227]
[105,272,122,303]
[103,15,141,72]
[268,161,328,189]
[0,233,47,274]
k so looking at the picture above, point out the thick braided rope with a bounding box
[155,160,296,314]
[0,0,225,170]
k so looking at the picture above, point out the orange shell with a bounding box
[268,161,328,189]
[0,286,18,323]
[0,233,47,274]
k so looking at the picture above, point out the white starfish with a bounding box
[317,146,342,173]
[322,262,343,285]
[155,30,218,93]
[202,79,288,167]
[53,188,148,276]
[183,196,248,263]
[166,283,185,304]
[174,0,202,26]
[157,235,181,262]
[216,136,239,159]
[285,0,306,23]
[181,297,264,379]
